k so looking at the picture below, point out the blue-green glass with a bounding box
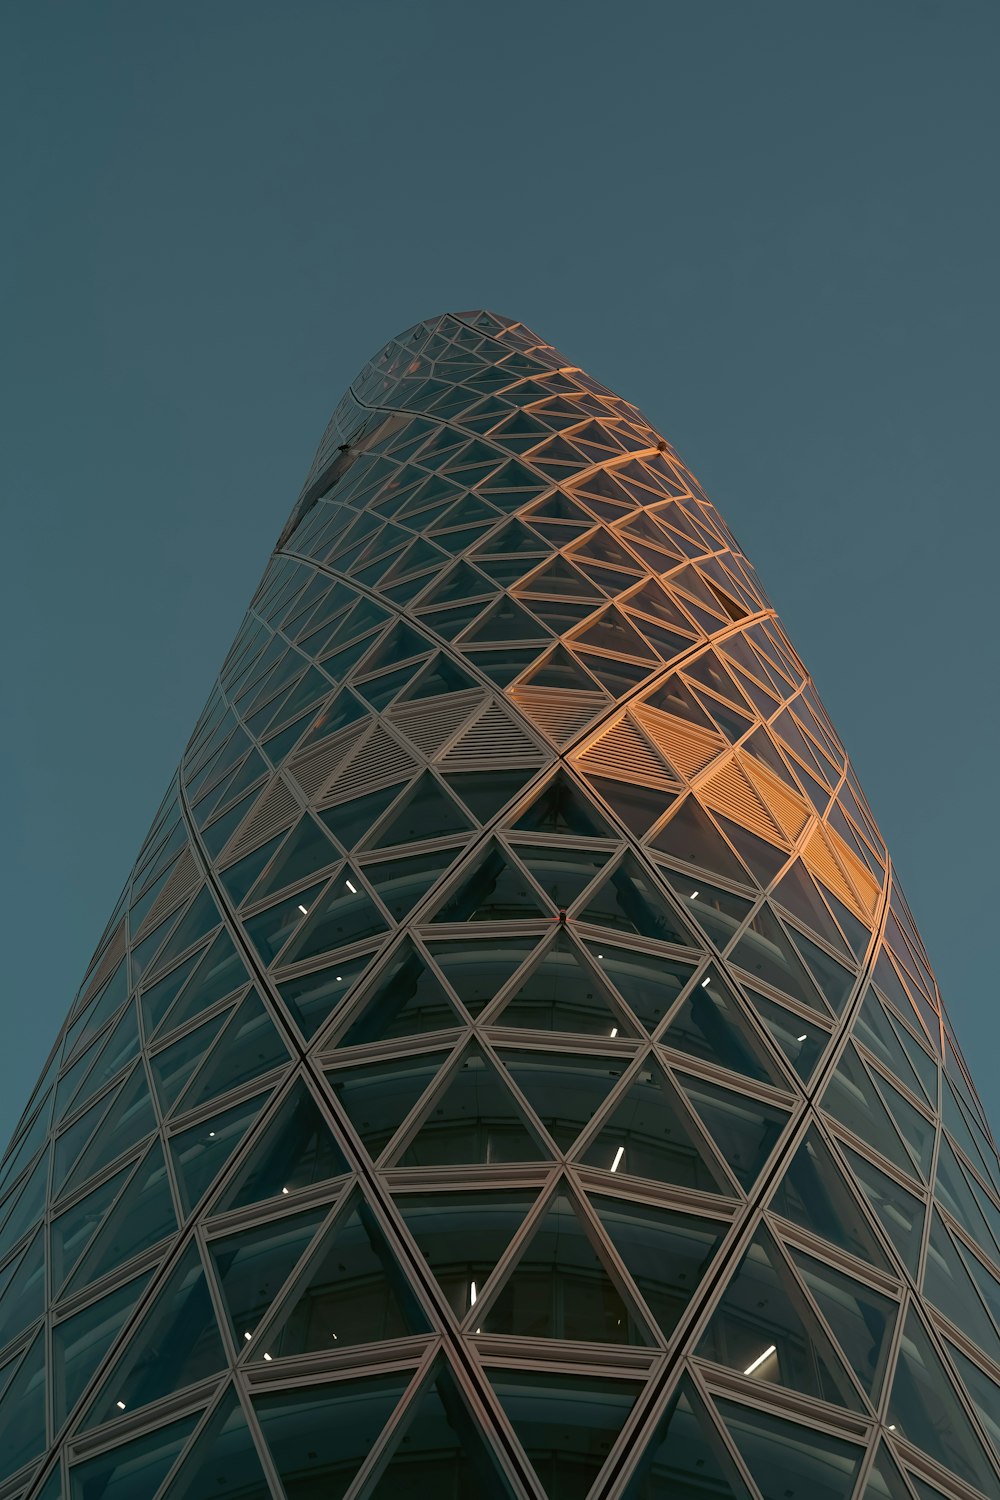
[169,1092,269,1214]
[490,1368,642,1500]
[716,1399,862,1500]
[209,1206,326,1344]
[214,1081,347,1212]
[254,1371,409,1500]
[68,1411,200,1500]
[53,1271,152,1422]
[160,1386,271,1500]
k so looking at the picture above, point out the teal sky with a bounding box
[2,2,998,1146]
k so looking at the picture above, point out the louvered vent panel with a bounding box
[740,756,811,843]
[698,758,787,846]
[223,778,300,862]
[135,847,199,941]
[288,724,368,800]
[387,689,486,759]
[634,706,725,780]
[802,825,876,921]
[508,687,607,749]
[438,701,546,769]
[574,714,677,789]
[324,724,418,800]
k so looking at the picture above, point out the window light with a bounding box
[345,879,357,894]
[701,976,711,988]
[744,1343,776,1375]
[797,1034,807,1042]
[298,904,308,915]
[469,1280,478,1306]
[243,1332,252,1341]
[263,1352,273,1361]
[611,1145,625,1173]
[689,890,699,899]
[609,1027,618,1038]
[116,1400,126,1410]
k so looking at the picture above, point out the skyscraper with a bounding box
[2,309,999,1500]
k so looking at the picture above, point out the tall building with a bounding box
[2,312,999,1500]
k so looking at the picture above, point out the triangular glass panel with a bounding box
[430,843,551,922]
[67,1141,177,1294]
[650,804,749,882]
[772,861,851,957]
[789,1246,898,1403]
[0,1230,43,1351]
[592,1194,725,1340]
[366,772,474,849]
[367,1362,515,1499]
[493,931,633,1037]
[67,1067,157,1192]
[713,816,790,887]
[854,986,926,1099]
[875,1074,935,1182]
[841,1146,925,1275]
[744,987,827,1080]
[279,869,388,965]
[581,1058,727,1194]
[169,1091,269,1215]
[516,843,611,912]
[698,1227,863,1410]
[787,927,856,1014]
[277,950,376,1039]
[947,1343,1000,1478]
[822,1046,915,1177]
[252,1371,410,1500]
[482,1188,650,1345]
[215,1082,346,1213]
[70,1002,141,1117]
[728,905,828,1015]
[621,1377,752,1500]
[769,1127,891,1269]
[519,643,600,692]
[256,1191,429,1356]
[53,1269,152,1425]
[461,595,551,644]
[157,927,250,1037]
[179,991,288,1114]
[584,941,696,1034]
[246,815,339,904]
[659,873,753,950]
[490,1367,641,1500]
[68,1411,201,1500]
[921,1211,1000,1364]
[886,1308,1000,1499]
[84,1242,226,1428]
[499,1048,625,1153]
[397,1047,544,1166]
[392,1188,536,1320]
[244,882,326,967]
[860,1443,916,1500]
[338,939,464,1046]
[442,768,536,825]
[424,936,536,1017]
[579,855,693,945]
[512,771,616,838]
[327,1050,449,1159]
[677,1074,788,1192]
[364,845,463,924]
[0,1330,46,1481]
[318,784,404,851]
[716,1398,863,1500]
[660,965,787,1088]
[210,1205,327,1344]
[162,1386,271,1500]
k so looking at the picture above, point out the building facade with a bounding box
[2,312,1000,1500]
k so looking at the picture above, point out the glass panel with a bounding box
[431,844,551,922]
[364,846,459,924]
[579,855,693,945]
[339,939,463,1046]
[367,772,474,848]
[151,1010,231,1116]
[698,1228,862,1409]
[649,798,750,884]
[499,1049,624,1153]
[328,1051,449,1159]
[886,1308,1000,1498]
[68,1412,200,1500]
[947,1343,1000,1469]
[443,768,535,825]
[53,1272,152,1423]
[368,1364,516,1498]
[516,845,610,911]
[513,772,616,839]
[789,1248,898,1403]
[483,1190,648,1345]
[585,942,696,1033]
[728,906,827,1015]
[922,1212,1000,1364]
[842,1146,925,1276]
[0,1230,44,1351]
[822,1047,915,1177]
[279,870,388,964]
[744,987,827,1080]
[219,833,285,907]
[169,1092,269,1215]
[494,931,634,1037]
[623,1379,750,1500]
[660,966,786,1087]
[67,1142,177,1294]
[398,1048,544,1167]
[489,1368,641,1500]
[84,1243,226,1429]
[180,991,288,1114]
[715,1399,862,1500]
[425,937,536,1017]
[244,882,325,966]
[676,1075,788,1192]
[158,929,250,1036]
[215,1081,347,1212]
[392,1189,536,1320]
[0,1149,49,1260]
[278,951,374,1039]
[0,1330,46,1482]
[581,1060,728,1194]
[138,948,204,1037]
[257,1193,428,1356]
[248,815,340,903]
[659,874,753,951]
[163,1386,271,1500]
[210,1207,327,1344]
[254,1372,409,1500]
[51,1166,132,1289]
[592,1195,724,1339]
[769,1128,890,1269]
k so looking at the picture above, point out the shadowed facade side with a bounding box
[2,311,1000,1500]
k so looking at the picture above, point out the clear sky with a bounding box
[2,1,998,1147]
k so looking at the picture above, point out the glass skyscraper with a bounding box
[2,311,1000,1500]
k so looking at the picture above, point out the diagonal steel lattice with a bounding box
[2,311,1000,1500]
